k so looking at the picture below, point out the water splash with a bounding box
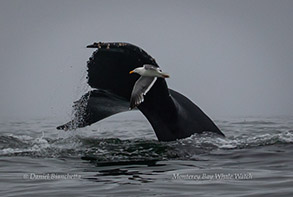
[1,129,292,162]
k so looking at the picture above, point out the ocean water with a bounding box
[1,113,293,197]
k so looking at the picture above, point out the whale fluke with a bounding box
[57,42,224,141]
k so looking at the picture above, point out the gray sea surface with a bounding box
[1,113,293,197]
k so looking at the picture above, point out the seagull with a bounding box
[129,64,169,109]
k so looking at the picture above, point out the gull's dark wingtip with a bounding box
[129,102,136,110]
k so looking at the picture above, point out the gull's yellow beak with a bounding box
[129,70,134,74]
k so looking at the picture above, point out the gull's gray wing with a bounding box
[130,76,157,109]
[144,64,161,71]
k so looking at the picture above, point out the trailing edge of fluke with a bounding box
[57,42,224,141]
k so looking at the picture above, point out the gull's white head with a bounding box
[129,67,144,75]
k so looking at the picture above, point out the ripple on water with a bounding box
[1,129,293,165]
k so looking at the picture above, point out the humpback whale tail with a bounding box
[57,42,224,141]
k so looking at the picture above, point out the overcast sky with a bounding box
[0,0,292,121]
